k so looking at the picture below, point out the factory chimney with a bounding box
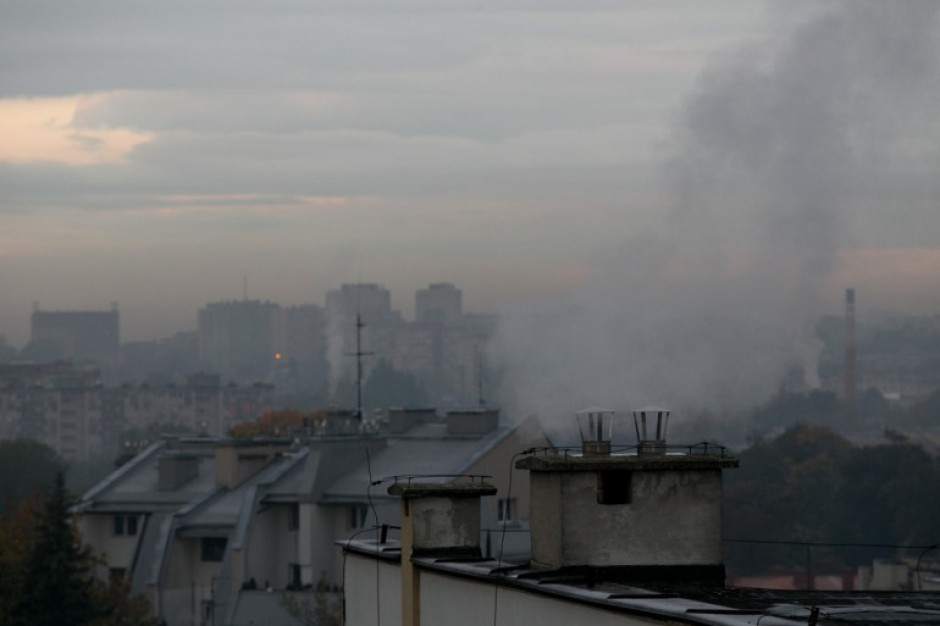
[844,288,857,417]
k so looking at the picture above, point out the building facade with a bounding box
[28,306,120,364]
[74,409,547,626]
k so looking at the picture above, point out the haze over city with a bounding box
[3,1,940,418]
[6,5,940,623]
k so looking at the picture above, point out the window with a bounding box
[497,498,517,524]
[288,504,300,531]
[288,563,302,589]
[201,537,228,562]
[348,505,369,530]
[113,514,139,537]
[597,470,631,505]
[109,568,127,584]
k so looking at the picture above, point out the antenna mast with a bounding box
[476,342,485,408]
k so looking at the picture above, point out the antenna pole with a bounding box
[476,342,485,408]
[356,314,364,421]
[348,313,374,423]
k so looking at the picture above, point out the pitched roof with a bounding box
[75,439,219,513]
[321,423,516,502]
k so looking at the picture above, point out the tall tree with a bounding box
[9,472,98,626]
[0,493,41,623]
[0,439,63,514]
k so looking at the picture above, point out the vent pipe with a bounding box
[576,408,616,456]
[633,406,669,455]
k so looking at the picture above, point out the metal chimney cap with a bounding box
[633,405,669,414]
[576,407,616,415]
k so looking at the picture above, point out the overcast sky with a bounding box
[2,1,939,348]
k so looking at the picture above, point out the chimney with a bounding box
[388,407,436,434]
[516,408,737,581]
[576,408,616,456]
[633,405,670,455]
[389,480,497,626]
[844,288,857,417]
[445,408,499,436]
[214,440,288,488]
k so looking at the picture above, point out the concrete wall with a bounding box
[343,552,655,626]
[77,514,140,572]
[421,569,653,626]
[530,469,724,569]
[343,553,402,626]
[161,537,225,626]
[245,505,299,589]
[469,418,548,530]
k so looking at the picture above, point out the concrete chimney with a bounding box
[844,288,857,417]
[517,410,737,581]
[389,481,497,626]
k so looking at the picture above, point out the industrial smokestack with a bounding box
[844,288,857,417]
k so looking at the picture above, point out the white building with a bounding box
[74,408,547,626]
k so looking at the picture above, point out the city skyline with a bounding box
[3,2,939,346]
[3,2,940,419]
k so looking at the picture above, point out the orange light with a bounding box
[274,353,282,360]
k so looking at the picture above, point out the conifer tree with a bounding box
[9,471,98,626]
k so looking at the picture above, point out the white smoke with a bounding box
[493,1,940,432]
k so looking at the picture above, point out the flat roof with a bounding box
[342,539,940,625]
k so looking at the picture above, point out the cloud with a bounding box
[0,96,152,165]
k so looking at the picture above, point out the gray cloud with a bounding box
[2,0,938,371]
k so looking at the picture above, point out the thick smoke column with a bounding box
[494,1,940,432]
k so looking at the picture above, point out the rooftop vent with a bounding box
[576,407,617,456]
[445,408,499,436]
[388,407,436,434]
[633,405,669,455]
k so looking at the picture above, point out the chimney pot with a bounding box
[633,405,670,455]
[576,408,616,456]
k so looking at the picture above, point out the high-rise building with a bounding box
[325,283,398,326]
[415,282,463,326]
[28,305,120,364]
[197,300,279,381]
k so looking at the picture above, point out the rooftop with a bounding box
[343,539,940,625]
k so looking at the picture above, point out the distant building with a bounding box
[198,300,280,381]
[0,365,274,460]
[117,332,200,385]
[324,284,404,391]
[27,306,120,364]
[0,362,109,460]
[325,283,399,326]
[415,282,462,326]
[270,304,328,398]
[122,374,275,438]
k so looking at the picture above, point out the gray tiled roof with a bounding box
[76,442,219,512]
[322,425,513,502]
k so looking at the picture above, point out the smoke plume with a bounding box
[494,1,940,434]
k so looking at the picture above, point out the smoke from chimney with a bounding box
[493,2,940,433]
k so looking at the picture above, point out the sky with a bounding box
[2,0,939,408]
